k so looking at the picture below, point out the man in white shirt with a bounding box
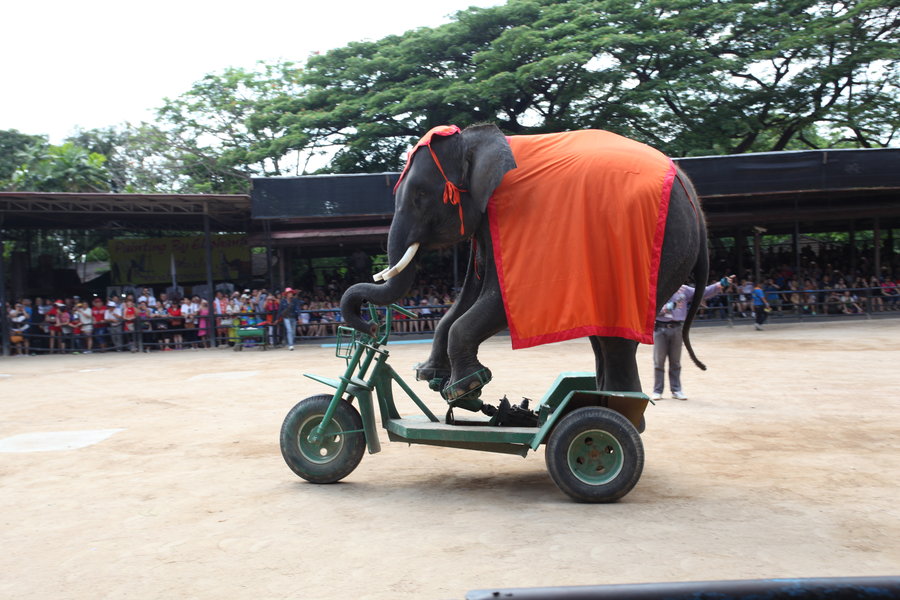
[137,287,157,308]
[106,298,124,351]
[652,275,734,401]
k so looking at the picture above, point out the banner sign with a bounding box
[109,234,249,284]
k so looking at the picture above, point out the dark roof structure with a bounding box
[678,148,900,235]
[250,148,900,246]
[249,173,397,253]
[0,192,250,231]
[0,148,897,244]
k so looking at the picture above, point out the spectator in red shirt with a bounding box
[168,301,183,350]
[122,298,138,352]
[91,298,109,351]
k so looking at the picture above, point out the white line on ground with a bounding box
[0,429,126,453]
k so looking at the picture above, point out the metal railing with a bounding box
[4,289,898,356]
[695,285,900,324]
[3,304,453,355]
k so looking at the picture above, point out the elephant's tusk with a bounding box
[375,243,420,282]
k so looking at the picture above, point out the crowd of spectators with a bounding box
[701,272,900,319]
[3,273,459,356]
[699,243,899,321]
[4,244,899,356]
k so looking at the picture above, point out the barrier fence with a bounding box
[695,285,899,323]
[5,304,450,355]
[5,286,899,356]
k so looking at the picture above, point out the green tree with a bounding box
[153,60,307,192]
[8,141,111,192]
[0,129,47,184]
[67,124,194,193]
[265,0,897,169]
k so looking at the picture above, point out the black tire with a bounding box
[545,407,644,503]
[280,394,366,484]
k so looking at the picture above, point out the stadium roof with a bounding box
[0,148,897,242]
[0,191,250,231]
[250,147,900,243]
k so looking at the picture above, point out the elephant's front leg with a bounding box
[441,283,507,411]
[415,238,485,387]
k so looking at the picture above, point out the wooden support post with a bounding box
[203,208,215,348]
[753,228,762,285]
[277,247,286,291]
[264,220,274,293]
[873,218,881,279]
[0,217,9,357]
[887,228,895,275]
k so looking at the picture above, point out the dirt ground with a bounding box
[1,318,898,599]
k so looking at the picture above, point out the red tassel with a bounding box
[443,181,465,235]
[427,145,467,236]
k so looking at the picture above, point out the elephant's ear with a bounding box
[461,124,517,214]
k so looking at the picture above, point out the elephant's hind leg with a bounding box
[594,337,642,393]
[589,336,605,391]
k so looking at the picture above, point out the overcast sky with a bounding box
[1,0,504,143]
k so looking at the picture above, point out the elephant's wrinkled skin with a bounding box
[341,124,708,413]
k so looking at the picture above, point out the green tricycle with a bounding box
[279,304,651,502]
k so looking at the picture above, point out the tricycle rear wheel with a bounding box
[280,394,365,484]
[545,406,644,503]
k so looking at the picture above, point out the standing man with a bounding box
[213,291,230,347]
[652,275,734,401]
[279,287,300,351]
[107,297,124,351]
[91,297,109,351]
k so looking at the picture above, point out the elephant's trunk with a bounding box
[340,234,420,336]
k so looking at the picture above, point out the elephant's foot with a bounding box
[441,366,492,411]
[414,361,451,392]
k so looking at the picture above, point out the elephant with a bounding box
[341,123,709,416]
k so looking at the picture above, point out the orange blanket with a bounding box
[487,130,675,349]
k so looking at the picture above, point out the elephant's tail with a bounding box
[679,170,709,371]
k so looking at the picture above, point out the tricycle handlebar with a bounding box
[389,304,418,319]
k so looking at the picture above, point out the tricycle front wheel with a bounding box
[280,394,365,484]
[545,406,644,503]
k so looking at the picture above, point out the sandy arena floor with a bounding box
[1,318,898,599]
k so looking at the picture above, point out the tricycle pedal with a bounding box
[486,396,539,428]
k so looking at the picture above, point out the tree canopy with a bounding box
[7,142,110,193]
[278,0,898,170]
[3,0,897,190]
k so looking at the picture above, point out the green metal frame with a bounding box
[303,305,651,458]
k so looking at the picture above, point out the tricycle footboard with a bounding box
[384,416,537,456]
[385,430,531,457]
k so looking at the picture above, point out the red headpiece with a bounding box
[394,125,468,235]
